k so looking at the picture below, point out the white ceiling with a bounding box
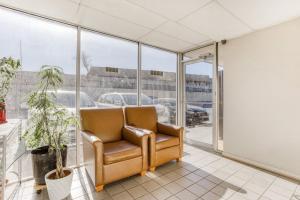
[0,0,300,52]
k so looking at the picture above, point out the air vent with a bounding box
[106,67,118,73]
[150,70,163,76]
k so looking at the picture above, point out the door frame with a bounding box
[179,43,219,151]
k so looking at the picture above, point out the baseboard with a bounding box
[223,152,300,182]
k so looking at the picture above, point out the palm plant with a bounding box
[24,65,78,179]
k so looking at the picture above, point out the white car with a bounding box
[98,93,170,123]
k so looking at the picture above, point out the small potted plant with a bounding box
[44,105,77,200]
[0,57,21,124]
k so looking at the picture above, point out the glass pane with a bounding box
[80,30,138,162]
[141,46,177,124]
[0,8,77,178]
[185,59,213,146]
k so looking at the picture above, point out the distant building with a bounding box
[7,66,212,118]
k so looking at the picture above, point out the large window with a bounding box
[80,30,138,108]
[0,8,77,177]
[141,46,177,124]
[0,8,179,175]
[79,30,138,162]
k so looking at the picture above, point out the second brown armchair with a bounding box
[124,106,183,171]
[80,108,148,192]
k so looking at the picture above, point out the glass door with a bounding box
[184,57,214,147]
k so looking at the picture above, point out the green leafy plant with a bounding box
[24,65,78,178]
[0,57,21,104]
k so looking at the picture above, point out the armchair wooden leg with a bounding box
[95,185,104,192]
[149,167,156,172]
[140,170,147,176]
[176,158,182,162]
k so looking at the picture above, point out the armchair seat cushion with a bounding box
[104,140,142,165]
[156,133,179,151]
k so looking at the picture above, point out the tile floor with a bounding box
[12,144,300,200]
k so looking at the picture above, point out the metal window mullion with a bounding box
[212,42,219,151]
[177,53,183,126]
[137,42,142,106]
[75,26,81,166]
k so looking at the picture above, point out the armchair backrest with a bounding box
[124,106,157,133]
[80,108,124,143]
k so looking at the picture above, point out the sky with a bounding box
[0,8,212,78]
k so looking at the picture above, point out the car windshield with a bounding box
[53,92,95,108]
[122,94,153,105]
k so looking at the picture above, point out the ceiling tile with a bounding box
[218,0,300,30]
[77,5,151,40]
[179,2,252,41]
[0,0,80,23]
[140,31,194,52]
[80,0,167,29]
[127,0,211,21]
[155,21,211,44]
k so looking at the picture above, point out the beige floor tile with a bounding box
[186,183,208,197]
[127,185,149,199]
[196,179,216,190]
[201,191,222,200]
[136,194,157,200]
[166,196,180,200]
[89,190,111,200]
[262,190,290,200]
[134,175,152,184]
[267,184,294,198]
[151,187,172,200]
[121,178,139,190]
[106,184,125,196]
[175,177,194,188]
[164,182,185,194]
[231,190,260,200]
[173,168,191,176]
[175,189,198,200]
[210,185,235,199]
[142,180,161,192]
[112,191,133,200]
[154,175,173,186]
[185,173,203,182]
[164,171,183,181]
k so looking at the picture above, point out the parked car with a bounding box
[98,93,170,123]
[154,98,209,126]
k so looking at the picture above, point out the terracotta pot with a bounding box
[0,102,7,124]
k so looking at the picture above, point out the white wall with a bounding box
[219,17,300,180]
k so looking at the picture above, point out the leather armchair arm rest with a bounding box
[81,131,104,187]
[81,131,103,145]
[157,122,183,137]
[122,126,149,171]
[122,126,149,146]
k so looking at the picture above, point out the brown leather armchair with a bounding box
[124,106,183,171]
[80,108,148,192]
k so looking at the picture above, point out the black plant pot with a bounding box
[31,145,67,185]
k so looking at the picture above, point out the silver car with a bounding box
[98,93,170,123]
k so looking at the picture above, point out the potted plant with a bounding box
[44,106,77,200]
[0,57,21,124]
[23,66,77,192]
